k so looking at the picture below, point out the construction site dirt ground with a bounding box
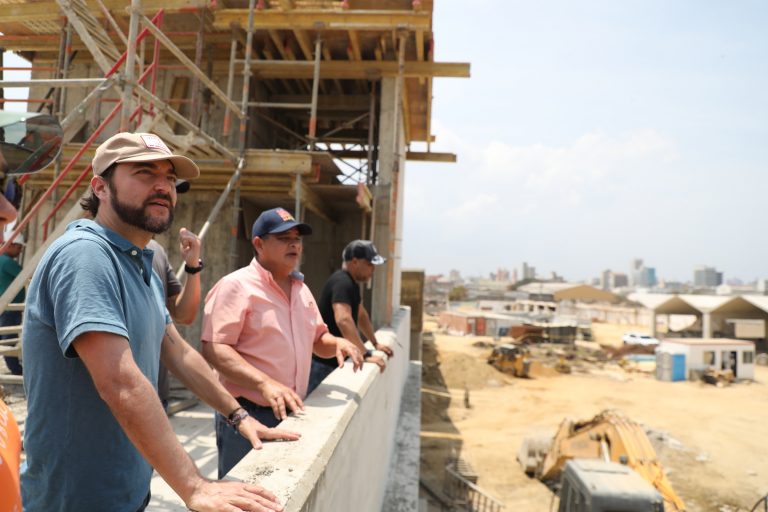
[420,319,768,512]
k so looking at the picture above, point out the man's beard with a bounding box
[110,187,174,234]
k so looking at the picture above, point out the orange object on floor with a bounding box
[0,398,22,512]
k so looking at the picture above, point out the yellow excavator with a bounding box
[487,344,531,378]
[518,410,686,512]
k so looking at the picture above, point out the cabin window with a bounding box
[743,351,754,364]
[703,351,715,365]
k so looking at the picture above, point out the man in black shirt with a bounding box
[308,240,394,393]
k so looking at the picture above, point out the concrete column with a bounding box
[702,312,713,338]
[371,77,406,328]
[650,310,657,337]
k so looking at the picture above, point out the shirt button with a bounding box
[131,250,138,256]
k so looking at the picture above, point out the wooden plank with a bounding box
[348,30,362,61]
[0,0,210,23]
[234,60,470,79]
[321,149,457,163]
[213,9,431,32]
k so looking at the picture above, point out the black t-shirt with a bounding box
[315,269,360,366]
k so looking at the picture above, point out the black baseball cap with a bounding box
[252,207,312,239]
[342,240,385,265]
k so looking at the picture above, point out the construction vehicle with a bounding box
[701,368,734,387]
[556,459,664,512]
[517,410,686,512]
[487,344,530,378]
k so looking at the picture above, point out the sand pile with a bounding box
[438,351,505,390]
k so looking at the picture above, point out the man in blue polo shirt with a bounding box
[21,132,296,512]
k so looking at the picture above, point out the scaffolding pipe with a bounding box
[120,0,141,131]
[222,34,238,137]
[189,10,206,126]
[148,11,164,114]
[308,36,322,147]
[247,102,311,109]
[0,78,107,88]
[366,84,376,185]
[51,22,73,231]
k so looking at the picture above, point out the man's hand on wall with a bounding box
[365,354,387,373]
[257,378,304,421]
[374,342,394,358]
[335,338,364,371]
[237,416,301,449]
[185,479,284,512]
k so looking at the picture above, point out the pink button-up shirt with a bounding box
[201,258,328,406]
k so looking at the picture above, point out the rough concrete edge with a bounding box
[381,361,422,512]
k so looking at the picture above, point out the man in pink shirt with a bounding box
[202,207,363,478]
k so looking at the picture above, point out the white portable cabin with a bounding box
[658,338,756,380]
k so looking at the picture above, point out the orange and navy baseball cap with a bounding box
[251,207,312,239]
[92,132,199,180]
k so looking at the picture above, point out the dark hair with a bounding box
[80,163,116,216]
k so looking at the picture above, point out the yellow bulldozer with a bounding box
[487,344,531,378]
[517,410,686,512]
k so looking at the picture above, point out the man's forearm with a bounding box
[357,308,377,346]
[200,341,275,392]
[335,316,367,352]
[312,332,344,358]
[105,371,203,502]
[171,275,201,325]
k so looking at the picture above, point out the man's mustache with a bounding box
[143,193,173,208]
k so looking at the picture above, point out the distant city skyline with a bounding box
[401,1,768,283]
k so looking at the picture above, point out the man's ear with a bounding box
[91,174,109,202]
[252,236,262,254]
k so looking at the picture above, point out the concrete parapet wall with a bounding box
[229,307,413,512]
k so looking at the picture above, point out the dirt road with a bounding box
[421,327,768,512]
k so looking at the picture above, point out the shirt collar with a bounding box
[69,219,155,286]
[250,258,305,283]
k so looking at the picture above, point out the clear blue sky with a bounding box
[403,1,768,283]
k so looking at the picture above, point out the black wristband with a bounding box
[363,349,374,358]
[184,259,204,274]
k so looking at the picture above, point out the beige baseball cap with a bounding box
[92,132,199,179]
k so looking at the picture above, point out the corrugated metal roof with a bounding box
[661,338,754,347]
[518,282,585,294]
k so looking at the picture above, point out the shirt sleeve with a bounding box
[330,275,356,307]
[201,277,247,345]
[3,259,21,279]
[46,239,129,358]
[164,259,182,298]
[306,287,329,344]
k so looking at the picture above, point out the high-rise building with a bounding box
[521,262,536,280]
[693,266,723,288]
[601,270,630,290]
[496,267,510,282]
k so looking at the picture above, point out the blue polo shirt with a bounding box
[21,219,170,512]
